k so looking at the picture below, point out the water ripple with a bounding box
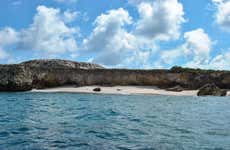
[0,93,229,149]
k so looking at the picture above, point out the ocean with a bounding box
[0,93,230,150]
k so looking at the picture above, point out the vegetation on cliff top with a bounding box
[170,66,229,74]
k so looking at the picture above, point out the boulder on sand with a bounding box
[93,88,101,92]
[197,83,227,96]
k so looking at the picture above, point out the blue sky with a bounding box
[0,0,230,69]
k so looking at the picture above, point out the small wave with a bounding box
[71,143,90,147]
[129,118,141,122]
[106,109,121,116]
[206,131,230,137]
[174,128,192,134]
[1,93,230,149]
[75,114,90,120]
[78,98,89,102]
[17,127,30,132]
[52,140,66,144]
[0,131,10,138]
[129,128,147,136]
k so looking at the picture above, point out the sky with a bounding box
[0,0,230,70]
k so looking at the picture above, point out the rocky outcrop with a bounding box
[0,65,32,91]
[0,59,103,91]
[197,83,227,96]
[93,88,101,92]
[0,60,229,92]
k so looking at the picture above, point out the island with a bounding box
[0,59,229,96]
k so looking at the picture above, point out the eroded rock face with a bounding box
[0,65,32,91]
[0,59,229,92]
[197,83,227,96]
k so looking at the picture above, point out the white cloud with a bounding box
[122,50,155,69]
[159,28,213,67]
[212,0,230,31]
[63,10,79,23]
[160,49,182,65]
[209,50,230,70]
[82,5,168,68]
[183,28,212,64]
[0,27,19,46]
[2,1,227,70]
[0,5,79,60]
[18,5,78,54]
[134,0,185,40]
[158,28,230,70]
[81,0,185,67]
[0,47,8,60]
[0,27,18,60]
[83,8,137,66]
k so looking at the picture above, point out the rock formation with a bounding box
[0,60,229,92]
[93,88,101,92]
[0,65,32,91]
[197,83,227,96]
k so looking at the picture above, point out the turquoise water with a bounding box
[0,93,230,150]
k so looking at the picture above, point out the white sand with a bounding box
[31,86,203,96]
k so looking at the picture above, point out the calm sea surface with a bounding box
[0,93,230,150]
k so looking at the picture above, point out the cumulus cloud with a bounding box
[0,47,8,60]
[18,5,78,54]
[82,0,185,67]
[159,28,230,70]
[0,5,79,61]
[83,8,137,66]
[82,7,159,67]
[134,0,185,40]
[3,1,228,70]
[209,51,230,69]
[183,28,212,65]
[63,10,79,23]
[80,0,186,67]
[160,48,182,65]
[212,0,230,31]
[0,27,19,46]
[0,27,19,60]
[159,28,213,68]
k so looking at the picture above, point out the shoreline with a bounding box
[31,86,230,96]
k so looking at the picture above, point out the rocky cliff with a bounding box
[0,59,229,91]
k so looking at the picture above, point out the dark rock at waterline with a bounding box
[166,85,184,92]
[197,83,227,96]
[93,88,101,92]
[0,65,33,91]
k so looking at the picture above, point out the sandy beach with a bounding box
[31,86,230,96]
[30,85,223,96]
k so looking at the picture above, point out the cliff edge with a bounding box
[0,59,229,91]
